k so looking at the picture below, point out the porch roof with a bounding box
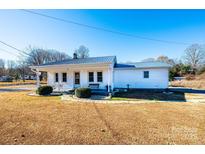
[32,56,116,67]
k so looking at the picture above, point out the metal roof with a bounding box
[115,61,172,69]
[33,55,171,69]
[114,63,135,68]
[38,56,116,66]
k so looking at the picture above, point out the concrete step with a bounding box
[91,89,109,96]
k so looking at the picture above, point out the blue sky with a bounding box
[0,9,205,62]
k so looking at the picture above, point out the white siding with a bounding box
[47,72,55,85]
[47,72,73,90]
[46,65,169,91]
[79,69,109,89]
[46,66,112,91]
[113,68,169,89]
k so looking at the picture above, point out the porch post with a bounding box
[107,67,110,93]
[36,69,41,88]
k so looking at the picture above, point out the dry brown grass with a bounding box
[171,72,205,89]
[1,91,205,144]
[171,80,205,89]
[0,80,46,87]
[198,72,205,80]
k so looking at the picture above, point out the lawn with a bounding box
[1,91,205,144]
[0,80,46,87]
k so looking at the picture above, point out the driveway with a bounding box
[0,85,36,92]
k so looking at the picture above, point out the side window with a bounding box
[62,73,67,82]
[97,72,103,82]
[75,72,80,84]
[144,71,149,78]
[55,73,59,82]
[88,72,94,82]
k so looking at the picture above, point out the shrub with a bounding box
[36,86,53,95]
[75,88,91,98]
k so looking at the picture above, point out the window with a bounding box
[62,73,67,82]
[55,73,58,82]
[144,71,149,78]
[74,72,80,84]
[88,72,94,82]
[97,72,103,82]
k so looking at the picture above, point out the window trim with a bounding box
[143,71,149,79]
[74,72,80,85]
[88,72,94,82]
[55,73,59,82]
[97,71,103,82]
[62,73,67,82]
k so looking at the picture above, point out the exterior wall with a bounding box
[45,65,169,91]
[113,68,169,89]
[46,65,112,91]
[47,72,54,85]
[78,69,109,89]
[47,71,73,90]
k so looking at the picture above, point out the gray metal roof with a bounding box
[114,63,135,68]
[38,56,116,66]
[34,55,171,69]
[115,61,172,69]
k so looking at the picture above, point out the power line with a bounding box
[21,9,190,46]
[0,47,20,57]
[0,40,43,65]
[0,40,29,57]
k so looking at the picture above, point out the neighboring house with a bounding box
[30,53,171,92]
[23,75,36,80]
[173,77,185,81]
[0,76,13,82]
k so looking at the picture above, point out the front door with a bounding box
[74,72,80,88]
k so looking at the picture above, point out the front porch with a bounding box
[32,63,114,92]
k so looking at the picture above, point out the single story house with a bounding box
[30,54,171,92]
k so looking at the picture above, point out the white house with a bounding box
[30,54,171,92]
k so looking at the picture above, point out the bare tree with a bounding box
[25,47,47,65]
[0,59,5,76]
[7,60,16,69]
[141,56,175,65]
[156,55,175,65]
[16,60,27,82]
[47,49,71,62]
[23,46,70,82]
[74,45,89,58]
[141,58,155,62]
[183,44,205,71]
[25,46,70,66]
[7,60,16,77]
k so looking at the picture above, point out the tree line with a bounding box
[142,43,205,80]
[0,45,89,81]
[0,43,205,82]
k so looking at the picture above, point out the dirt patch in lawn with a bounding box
[1,91,205,144]
[112,90,186,101]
